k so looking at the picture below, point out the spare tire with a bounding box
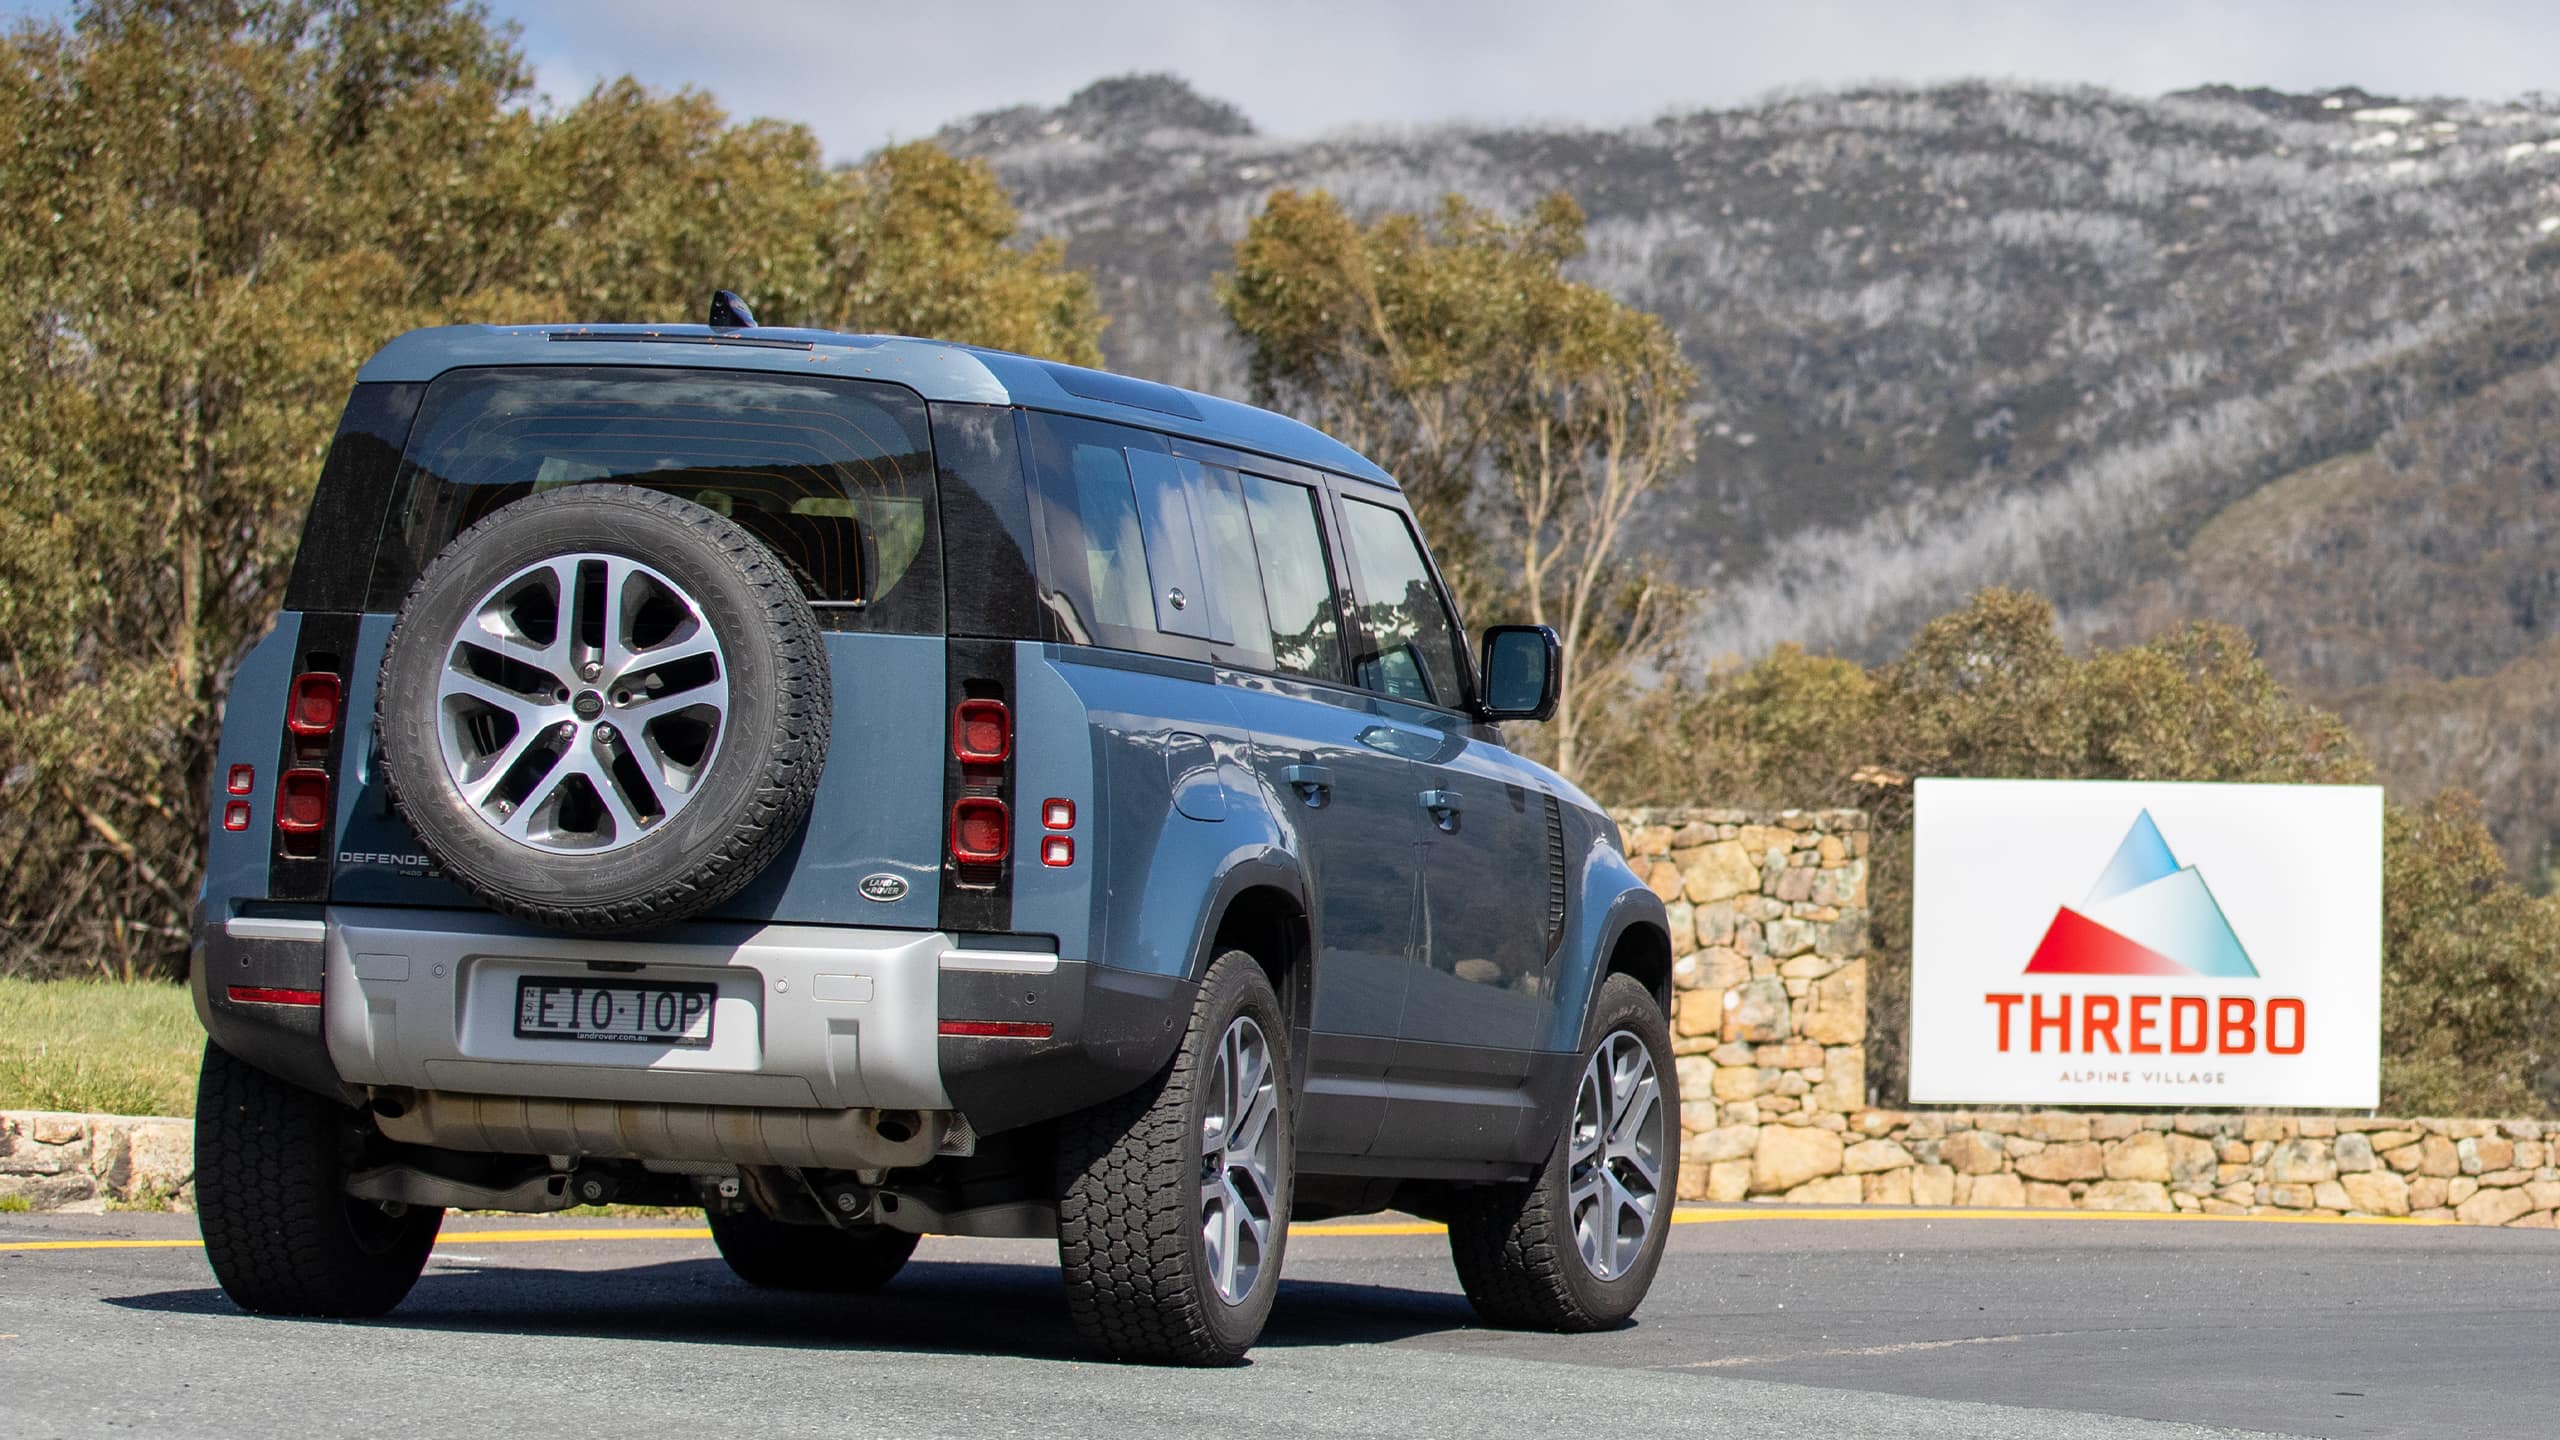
[375,485,830,932]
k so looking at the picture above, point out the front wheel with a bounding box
[1055,952,1294,1365]
[1447,971,1678,1330]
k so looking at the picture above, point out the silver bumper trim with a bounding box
[224,916,326,944]
[938,948,1059,974]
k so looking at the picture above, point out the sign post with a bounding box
[1909,778,2383,1108]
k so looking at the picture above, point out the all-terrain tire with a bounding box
[1446,972,1679,1331]
[375,484,829,934]
[706,1209,919,1292]
[1055,953,1294,1366]
[194,1041,442,1317]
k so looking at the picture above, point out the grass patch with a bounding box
[0,977,200,1118]
[0,1194,31,1213]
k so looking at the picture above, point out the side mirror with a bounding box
[1476,624,1561,722]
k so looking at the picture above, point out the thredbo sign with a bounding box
[1910,778,2383,1108]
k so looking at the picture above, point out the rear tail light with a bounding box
[276,769,331,834]
[228,985,323,1007]
[1041,798,1074,830]
[952,698,1011,763]
[227,764,255,795]
[223,801,252,832]
[950,797,1009,865]
[286,671,343,736]
[1040,835,1073,867]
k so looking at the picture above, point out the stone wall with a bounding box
[0,1112,194,1212]
[1615,806,2557,1228]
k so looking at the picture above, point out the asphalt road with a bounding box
[2,1207,2552,1439]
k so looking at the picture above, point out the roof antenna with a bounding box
[707,289,757,329]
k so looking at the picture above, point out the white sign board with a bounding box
[1910,778,2382,1108]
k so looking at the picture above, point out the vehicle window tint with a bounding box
[1339,497,1465,707]
[1192,464,1277,671]
[1237,474,1343,683]
[369,366,938,633]
[1025,413,1160,647]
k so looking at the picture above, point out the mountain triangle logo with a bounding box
[2022,810,2258,978]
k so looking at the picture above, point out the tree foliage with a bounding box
[0,0,1103,977]
[1220,190,1698,778]
[1586,588,2559,1115]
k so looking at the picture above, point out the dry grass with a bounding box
[0,978,200,1118]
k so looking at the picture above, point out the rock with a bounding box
[2090,1114,2140,1141]
[2242,1117,2291,1142]
[1959,1173,2026,1208]
[2313,1181,2353,1211]
[2366,1129,2421,1152]
[1675,1056,1716,1101]
[1674,989,1723,1038]
[1817,835,1846,864]
[2022,1181,2073,1208]
[1843,1140,1913,1175]
[1695,1125,1761,1163]
[2166,1133,2219,1189]
[1763,919,1817,958]
[2085,1180,2174,1213]
[2333,1134,2376,1174]
[1912,1164,1957,1207]
[1736,825,1796,860]
[1751,1125,1844,1194]
[1725,979,1792,1043]
[2418,1135,2460,1178]
[2479,1169,2532,1188]
[1863,1168,1913,1205]
[1756,1042,1823,1070]
[1939,1131,2004,1175]
[1811,1049,1865,1113]
[1645,862,1685,903]
[2459,1136,2517,1175]
[2105,1133,2172,1183]
[1783,1175,1862,1204]
[1683,843,1761,905]
[2457,1187,2534,1227]
[1711,1066,1764,1102]
[2023,1113,2094,1143]
[1706,1160,1752,1203]
[2265,1139,2337,1184]
[1773,866,1816,904]
[2017,1141,2106,1183]
[2262,1183,2315,1209]
[30,1114,86,1146]
[1800,963,1870,1047]
[2526,1180,2560,1212]
[2410,1177,2449,1211]
[2448,1176,2479,1207]
[2340,1170,2411,1216]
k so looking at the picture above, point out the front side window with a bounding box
[1339,497,1466,707]
[370,366,938,631]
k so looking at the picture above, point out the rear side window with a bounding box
[1339,497,1467,708]
[366,366,939,632]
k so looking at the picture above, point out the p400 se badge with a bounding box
[858,873,909,903]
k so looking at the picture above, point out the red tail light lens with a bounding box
[276,768,331,834]
[1041,835,1074,868]
[227,764,255,796]
[938,1019,1052,1039]
[228,985,323,1007]
[223,801,252,832]
[286,672,343,736]
[1041,798,1075,830]
[952,699,1012,763]
[949,797,1010,864]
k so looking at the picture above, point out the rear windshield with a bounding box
[364,366,938,627]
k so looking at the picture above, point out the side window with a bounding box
[1339,497,1466,708]
[1237,473,1345,683]
[1027,415,1155,645]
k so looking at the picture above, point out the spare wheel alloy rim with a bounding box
[1569,1028,1664,1281]
[432,552,731,855]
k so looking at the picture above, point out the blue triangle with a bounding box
[2084,810,2181,906]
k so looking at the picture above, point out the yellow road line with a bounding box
[0,1204,2468,1254]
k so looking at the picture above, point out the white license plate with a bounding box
[513,979,715,1047]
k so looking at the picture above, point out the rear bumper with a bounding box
[192,905,1194,1148]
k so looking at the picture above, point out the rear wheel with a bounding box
[1447,971,1677,1331]
[1055,952,1293,1365]
[706,1209,918,1292]
[194,1041,442,1317]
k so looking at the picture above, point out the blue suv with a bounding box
[190,302,1678,1363]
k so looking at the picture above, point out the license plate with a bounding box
[513,978,716,1048]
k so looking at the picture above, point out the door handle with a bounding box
[1282,764,1334,808]
[1420,788,1463,831]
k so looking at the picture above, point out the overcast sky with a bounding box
[15,1,2560,159]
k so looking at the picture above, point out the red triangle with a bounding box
[2023,906,2194,976]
